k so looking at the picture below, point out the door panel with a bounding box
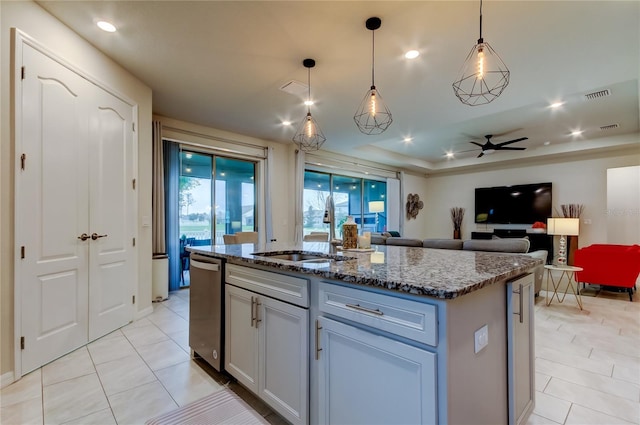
[20,44,90,373]
[88,91,134,341]
[19,41,136,373]
[225,285,259,393]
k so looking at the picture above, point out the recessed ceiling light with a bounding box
[405,50,420,59]
[446,152,454,158]
[571,130,583,136]
[544,141,551,146]
[403,137,413,143]
[304,100,314,106]
[97,21,117,32]
[282,120,292,126]
[550,101,564,108]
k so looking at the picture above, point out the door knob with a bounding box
[91,233,108,240]
[77,233,90,241]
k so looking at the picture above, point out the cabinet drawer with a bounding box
[226,264,309,308]
[318,282,437,346]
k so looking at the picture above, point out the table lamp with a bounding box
[369,201,385,232]
[547,218,579,265]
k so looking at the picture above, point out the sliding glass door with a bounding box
[303,170,387,238]
[175,148,256,287]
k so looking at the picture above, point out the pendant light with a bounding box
[293,58,326,152]
[452,0,510,106]
[354,17,393,135]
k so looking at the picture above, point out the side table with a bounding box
[544,265,584,310]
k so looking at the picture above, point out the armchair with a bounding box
[574,244,640,301]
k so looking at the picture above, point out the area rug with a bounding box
[145,388,269,425]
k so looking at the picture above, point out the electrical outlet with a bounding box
[474,325,489,353]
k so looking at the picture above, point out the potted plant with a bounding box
[450,207,465,239]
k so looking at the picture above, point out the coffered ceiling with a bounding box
[36,1,640,173]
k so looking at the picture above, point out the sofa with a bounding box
[373,236,547,295]
[574,244,640,301]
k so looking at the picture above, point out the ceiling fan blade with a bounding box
[496,146,527,151]
[470,141,484,148]
[495,137,528,147]
[477,151,484,158]
[491,128,524,138]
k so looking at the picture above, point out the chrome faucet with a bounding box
[323,195,336,242]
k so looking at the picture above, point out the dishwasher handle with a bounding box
[190,258,220,272]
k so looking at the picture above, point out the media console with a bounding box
[472,229,553,264]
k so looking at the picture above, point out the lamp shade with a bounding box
[547,218,579,236]
[369,201,385,213]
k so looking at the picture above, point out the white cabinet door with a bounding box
[317,316,437,425]
[225,284,309,425]
[507,274,535,425]
[18,41,136,373]
[87,89,135,341]
[259,295,308,425]
[19,43,91,374]
[225,285,259,393]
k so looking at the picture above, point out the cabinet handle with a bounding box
[250,296,256,327]
[91,233,108,240]
[513,283,524,323]
[255,300,262,326]
[315,320,323,360]
[345,303,384,316]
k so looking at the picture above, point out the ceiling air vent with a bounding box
[599,123,619,131]
[584,89,611,100]
[279,80,308,97]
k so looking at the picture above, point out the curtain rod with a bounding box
[305,153,400,177]
[162,125,268,157]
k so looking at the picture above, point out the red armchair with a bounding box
[574,244,640,301]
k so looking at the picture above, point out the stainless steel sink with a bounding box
[252,251,351,263]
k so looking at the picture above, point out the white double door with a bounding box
[17,40,136,374]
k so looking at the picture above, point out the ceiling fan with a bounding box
[470,134,529,158]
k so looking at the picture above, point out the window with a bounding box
[179,151,256,246]
[303,170,387,237]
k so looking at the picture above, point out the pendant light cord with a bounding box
[307,67,311,114]
[478,0,483,42]
[371,29,376,87]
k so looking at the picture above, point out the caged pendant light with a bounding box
[452,0,510,106]
[293,59,326,152]
[354,17,393,135]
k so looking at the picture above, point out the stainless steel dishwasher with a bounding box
[189,253,224,371]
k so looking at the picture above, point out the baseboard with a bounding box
[134,305,154,321]
[1,371,15,389]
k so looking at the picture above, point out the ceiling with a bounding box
[37,1,640,174]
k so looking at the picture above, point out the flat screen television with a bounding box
[475,182,552,224]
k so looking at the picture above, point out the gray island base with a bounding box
[188,242,540,425]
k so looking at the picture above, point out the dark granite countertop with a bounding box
[187,242,542,300]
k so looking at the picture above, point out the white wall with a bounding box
[402,172,430,238]
[422,149,640,247]
[607,165,640,244]
[1,1,152,377]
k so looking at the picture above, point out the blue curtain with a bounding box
[164,140,181,291]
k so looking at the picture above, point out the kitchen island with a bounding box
[188,242,541,425]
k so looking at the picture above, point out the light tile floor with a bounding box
[526,287,640,425]
[2,286,638,424]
